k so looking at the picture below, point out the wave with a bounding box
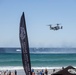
[0,48,76,54]
[1,58,76,62]
[31,59,76,62]
[0,59,21,62]
[0,66,76,70]
[0,66,67,70]
[0,66,23,70]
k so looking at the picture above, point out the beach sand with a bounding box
[0,68,62,75]
[14,69,61,75]
[31,68,62,75]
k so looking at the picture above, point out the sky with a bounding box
[0,0,76,48]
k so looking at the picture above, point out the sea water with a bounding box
[0,48,76,70]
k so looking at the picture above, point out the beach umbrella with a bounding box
[52,66,76,75]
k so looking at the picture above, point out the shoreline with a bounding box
[0,66,75,70]
[0,68,62,75]
[0,66,76,75]
[0,66,73,75]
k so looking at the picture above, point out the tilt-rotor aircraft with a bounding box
[48,23,63,30]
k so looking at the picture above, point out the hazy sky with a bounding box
[0,0,76,48]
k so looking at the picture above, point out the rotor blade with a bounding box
[56,23,61,25]
[47,24,52,26]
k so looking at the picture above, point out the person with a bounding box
[9,71,11,75]
[62,67,64,69]
[42,69,44,75]
[15,70,17,75]
[31,69,34,72]
[31,69,35,75]
[37,71,39,75]
[0,71,1,75]
[40,71,42,75]
[53,69,55,72]
[45,69,48,75]
[4,71,6,75]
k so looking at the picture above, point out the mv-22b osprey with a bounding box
[48,23,63,30]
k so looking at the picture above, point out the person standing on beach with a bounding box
[0,71,1,75]
[37,71,39,75]
[9,71,11,75]
[15,70,17,75]
[31,69,35,75]
[40,71,42,75]
[42,69,44,75]
[45,69,48,75]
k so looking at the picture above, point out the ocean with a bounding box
[0,48,76,70]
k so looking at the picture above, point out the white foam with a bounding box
[32,67,62,69]
[0,66,23,70]
[0,66,63,70]
[16,49,21,52]
[0,66,76,70]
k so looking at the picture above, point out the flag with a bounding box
[19,12,31,75]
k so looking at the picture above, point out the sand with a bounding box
[1,69,61,75]
[0,68,63,75]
